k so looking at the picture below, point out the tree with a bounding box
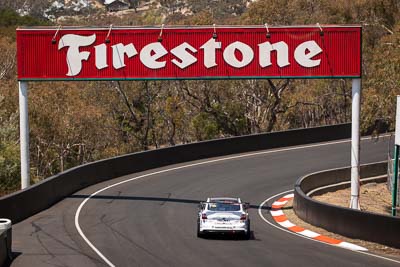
[0,85,20,194]
[29,81,120,177]
[0,0,399,195]
[0,36,15,80]
[362,22,400,134]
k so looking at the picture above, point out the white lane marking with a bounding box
[258,190,400,265]
[75,134,391,266]
[75,196,116,267]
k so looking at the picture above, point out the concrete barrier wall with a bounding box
[0,123,351,224]
[293,161,400,248]
[0,227,12,267]
[0,230,7,267]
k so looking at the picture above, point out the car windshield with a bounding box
[208,202,241,212]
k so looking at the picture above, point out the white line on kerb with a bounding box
[258,191,400,265]
[75,135,391,267]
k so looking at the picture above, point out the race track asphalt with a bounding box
[9,135,400,267]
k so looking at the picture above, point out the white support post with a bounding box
[350,78,361,210]
[19,81,30,189]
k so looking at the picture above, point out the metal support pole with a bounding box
[392,95,400,216]
[392,145,399,216]
[350,78,361,210]
[19,81,30,189]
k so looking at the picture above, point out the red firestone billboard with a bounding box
[17,25,361,81]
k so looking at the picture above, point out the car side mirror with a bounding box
[244,203,250,210]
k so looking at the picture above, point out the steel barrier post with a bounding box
[19,81,30,189]
[393,145,399,216]
[393,95,400,216]
[350,78,361,210]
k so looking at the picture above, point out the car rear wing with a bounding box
[198,201,250,210]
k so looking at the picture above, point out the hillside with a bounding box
[0,0,250,22]
[0,0,399,195]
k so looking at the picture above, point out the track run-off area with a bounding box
[10,135,400,267]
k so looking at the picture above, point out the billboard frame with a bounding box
[17,25,362,81]
[16,24,363,210]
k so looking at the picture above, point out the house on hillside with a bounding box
[106,0,129,12]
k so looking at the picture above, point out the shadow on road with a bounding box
[199,231,257,241]
[68,194,271,210]
[3,252,21,267]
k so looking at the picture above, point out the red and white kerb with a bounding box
[270,193,367,251]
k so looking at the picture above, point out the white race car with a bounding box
[197,197,250,239]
